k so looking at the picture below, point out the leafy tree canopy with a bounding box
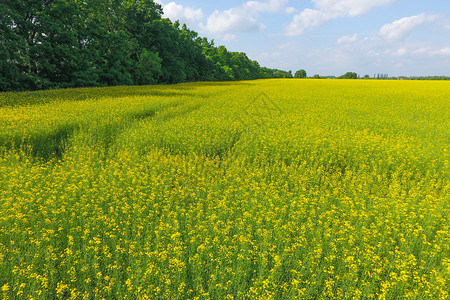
[0,0,292,91]
[294,69,307,78]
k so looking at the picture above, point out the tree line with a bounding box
[298,71,450,80]
[0,0,294,92]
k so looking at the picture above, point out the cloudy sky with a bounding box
[156,0,450,77]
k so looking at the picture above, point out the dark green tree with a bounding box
[0,0,24,91]
[147,19,186,83]
[295,69,307,78]
[0,0,295,91]
[134,49,162,85]
[340,72,358,79]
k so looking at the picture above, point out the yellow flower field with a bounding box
[0,79,449,299]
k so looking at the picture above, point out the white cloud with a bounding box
[434,48,450,55]
[285,0,396,36]
[393,45,450,57]
[243,0,296,14]
[413,47,431,55]
[380,44,450,58]
[379,14,437,40]
[222,34,237,42]
[285,7,298,14]
[439,17,450,31]
[337,33,358,45]
[313,0,395,17]
[200,0,295,39]
[200,8,264,35]
[162,2,204,26]
[285,9,327,35]
[393,48,407,56]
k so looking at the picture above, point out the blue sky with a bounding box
[155,0,450,77]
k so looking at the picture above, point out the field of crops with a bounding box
[0,79,449,299]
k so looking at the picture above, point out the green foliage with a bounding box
[271,69,293,78]
[294,69,307,78]
[0,0,290,91]
[339,72,358,79]
[135,49,162,85]
[400,75,450,80]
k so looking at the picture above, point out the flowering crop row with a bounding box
[0,79,448,299]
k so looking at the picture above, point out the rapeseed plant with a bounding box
[0,79,448,299]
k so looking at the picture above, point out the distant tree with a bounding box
[363,74,370,79]
[404,76,450,80]
[312,74,321,79]
[376,73,389,80]
[340,72,358,79]
[294,69,307,78]
[271,69,292,78]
